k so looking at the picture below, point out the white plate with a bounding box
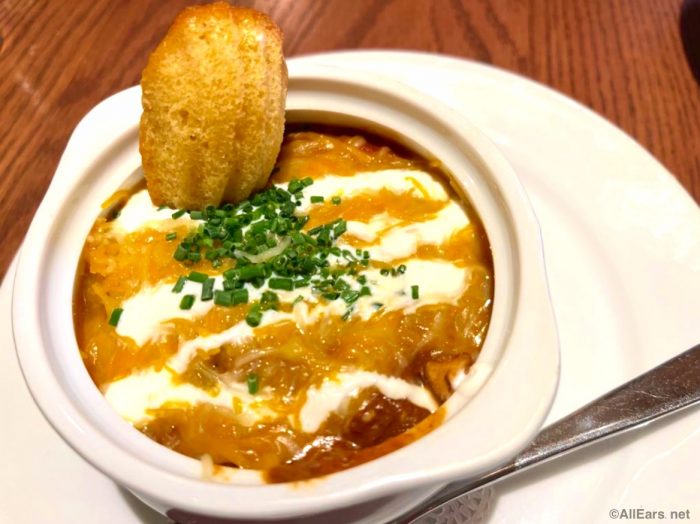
[3,51,699,523]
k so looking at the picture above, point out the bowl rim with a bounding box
[12,63,559,519]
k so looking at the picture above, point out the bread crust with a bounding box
[140,2,287,209]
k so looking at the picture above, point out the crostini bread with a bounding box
[140,2,287,209]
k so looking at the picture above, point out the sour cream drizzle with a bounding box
[111,190,197,235]
[343,200,469,261]
[116,278,216,346]
[300,371,438,432]
[103,167,472,431]
[103,368,436,433]
[103,369,271,426]
[287,169,449,213]
[117,258,469,369]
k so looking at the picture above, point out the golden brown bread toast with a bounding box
[140,2,287,209]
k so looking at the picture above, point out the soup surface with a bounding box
[74,128,493,482]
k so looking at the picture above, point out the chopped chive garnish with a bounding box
[165,232,177,241]
[167,178,383,303]
[201,278,215,301]
[246,305,263,327]
[261,291,279,310]
[397,264,407,274]
[287,179,304,193]
[317,229,331,246]
[292,295,304,305]
[247,372,260,394]
[174,246,188,261]
[237,264,265,281]
[372,302,383,310]
[187,271,208,283]
[268,277,294,291]
[172,209,186,219]
[342,308,353,321]
[250,220,269,234]
[172,276,186,293]
[232,288,249,305]
[380,268,390,276]
[333,220,347,236]
[341,290,360,304]
[214,290,233,306]
[108,308,123,327]
[290,232,305,244]
[179,294,195,310]
[411,285,420,299]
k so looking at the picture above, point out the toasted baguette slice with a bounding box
[140,2,286,209]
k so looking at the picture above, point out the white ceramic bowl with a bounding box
[13,63,559,522]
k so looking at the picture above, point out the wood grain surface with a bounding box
[0,0,698,279]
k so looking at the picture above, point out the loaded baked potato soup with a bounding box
[74,127,493,482]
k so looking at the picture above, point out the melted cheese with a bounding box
[343,201,469,261]
[287,169,449,213]
[101,167,474,433]
[110,168,449,238]
[118,258,469,374]
[300,371,438,432]
[103,367,436,433]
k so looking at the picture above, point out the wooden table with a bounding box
[1,0,698,279]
